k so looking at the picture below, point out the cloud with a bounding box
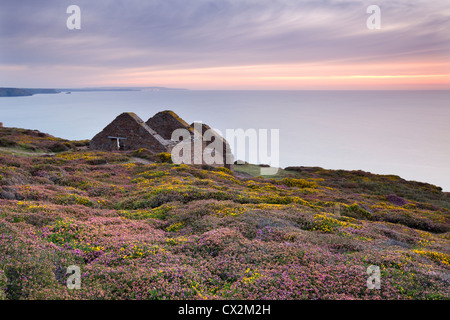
[0,0,449,87]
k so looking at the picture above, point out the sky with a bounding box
[0,0,449,90]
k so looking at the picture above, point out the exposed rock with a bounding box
[0,190,15,200]
[0,187,23,200]
[385,239,410,249]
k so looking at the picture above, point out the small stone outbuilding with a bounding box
[90,110,233,170]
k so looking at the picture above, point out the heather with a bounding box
[0,127,449,300]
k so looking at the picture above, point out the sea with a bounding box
[0,90,449,191]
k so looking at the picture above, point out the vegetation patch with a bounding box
[0,128,449,300]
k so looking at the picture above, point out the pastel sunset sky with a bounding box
[1,0,449,90]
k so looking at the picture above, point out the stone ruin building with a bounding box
[89,110,234,170]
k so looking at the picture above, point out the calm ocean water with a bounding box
[0,90,449,191]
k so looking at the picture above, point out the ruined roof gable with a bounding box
[90,112,169,151]
[146,110,194,140]
[112,113,167,145]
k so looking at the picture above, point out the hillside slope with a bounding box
[0,127,449,300]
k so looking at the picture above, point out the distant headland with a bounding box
[0,86,187,97]
[0,88,60,97]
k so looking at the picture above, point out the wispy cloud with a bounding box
[1,0,449,88]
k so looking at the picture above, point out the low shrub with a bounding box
[342,203,373,220]
[49,142,69,153]
[0,138,17,148]
[280,178,318,189]
[157,152,173,163]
